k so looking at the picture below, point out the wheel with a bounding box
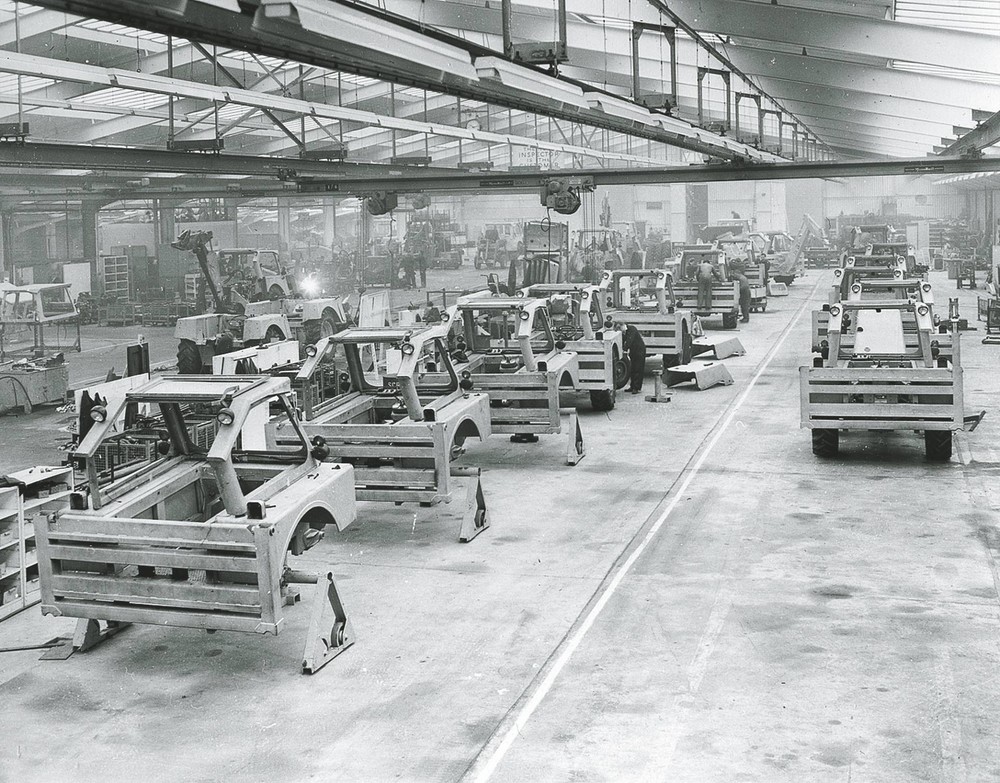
[759,301,768,312]
[268,284,285,301]
[811,429,839,457]
[177,339,203,374]
[262,325,285,344]
[612,349,631,390]
[303,312,341,345]
[589,388,616,411]
[924,430,953,462]
[775,276,794,285]
[722,312,738,330]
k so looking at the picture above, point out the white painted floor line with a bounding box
[464,278,826,783]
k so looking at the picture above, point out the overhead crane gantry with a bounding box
[1,144,999,202]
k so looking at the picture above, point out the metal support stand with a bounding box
[300,571,354,675]
[72,618,129,653]
[562,407,585,465]
[451,466,489,543]
[645,374,672,403]
[646,375,671,402]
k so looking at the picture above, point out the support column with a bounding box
[322,196,336,249]
[277,197,292,258]
[81,202,99,263]
[157,198,177,245]
[0,212,13,281]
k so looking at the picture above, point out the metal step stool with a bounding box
[767,282,789,296]
[663,361,734,391]
[691,335,746,360]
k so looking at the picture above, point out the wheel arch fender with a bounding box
[450,416,486,449]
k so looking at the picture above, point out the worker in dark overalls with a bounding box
[696,258,720,310]
[417,251,428,288]
[616,320,647,394]
[729,259,752,323]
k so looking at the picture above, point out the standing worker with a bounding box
[616,320,647,394]
[696,256,720,311]
[729,259,752,323]
[417,249,428,288]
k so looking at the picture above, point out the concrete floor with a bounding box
[1,268,998,782]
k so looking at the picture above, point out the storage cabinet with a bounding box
[0,465,74,621]
[98,254,131,300]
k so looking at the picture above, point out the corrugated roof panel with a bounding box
[892,61,1000,86]
[75,87,170,110]
[0,74,56,94]
[76,18,169,44]
[894,0,1000,35]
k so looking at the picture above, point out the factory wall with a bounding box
[786,176,965,225]
[446,185,676,243]
[706,181,788,233]
[98,222,156,256]
[785,179,826,233]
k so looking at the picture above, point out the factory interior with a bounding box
[1,1,999,781]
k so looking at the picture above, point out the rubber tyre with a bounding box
[589,388,616,412]
[722,312,738,330]
[775,276,794,285]
[924,430,953,462]
[811,429,839,457]
[177,339,203,374]
[613,351,631,390]
[303,314,340,346]
[268,284,285,301]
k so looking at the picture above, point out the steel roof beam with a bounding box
[761,81,975,128]
[1,143,996,186]
[0,50,662,166]
[790,117,944,147]
[725,48,1000,112]
[665,0,999,74]
[21,0,761,161]
[795,128,928,157]
[742,98,956,141]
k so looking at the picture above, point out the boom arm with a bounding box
[172,230,225,312]
[787,214,823,270]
